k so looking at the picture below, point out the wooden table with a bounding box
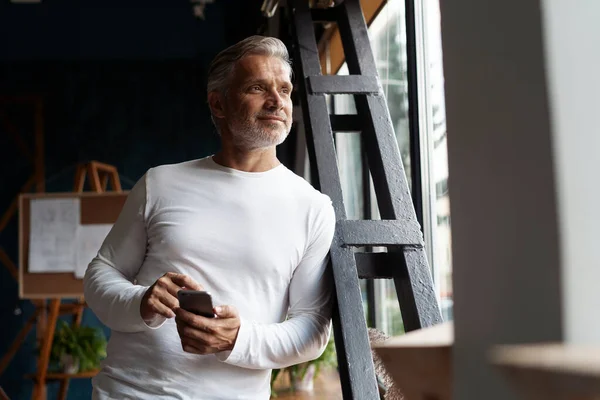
[373,322,454,400]
[490,344,600,400]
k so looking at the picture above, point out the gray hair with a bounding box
[207,35,292,97]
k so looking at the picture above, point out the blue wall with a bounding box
[0,0,229,60]
[0,0,268,398]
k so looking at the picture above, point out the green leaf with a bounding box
[50,320,107,373]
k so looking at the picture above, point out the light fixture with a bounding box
[190,0,215,20]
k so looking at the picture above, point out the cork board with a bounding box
[18,191,128,299]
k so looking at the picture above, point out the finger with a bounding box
[179,324,213,343]
[153,276,185,305]
[154,289,180,310]
[175,307,212,330]
[168,273,204,291]
[214,305,239,319]
[181,338,219,355]
[202,317,232,332]
[146,289,179,314]
[177,318,234,352]
[147,298,176,319]
[181,340,203,354]
[175,318,186,335]
[176,321,221,351]
[182,345,201,354]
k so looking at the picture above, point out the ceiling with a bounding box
[0,0,268,61]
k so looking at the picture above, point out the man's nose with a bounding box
[265,89,284,110]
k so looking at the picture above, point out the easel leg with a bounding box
[73,165,87,193]
[74,297,85,326]
[32,299,60,400]
[57,382,68,400]
[34,300,47,360]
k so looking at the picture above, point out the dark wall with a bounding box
[0,0,241,60]
[0,0,268,398]
[0,59,221,400]
[1,60,220,179]
[0,0,265,61]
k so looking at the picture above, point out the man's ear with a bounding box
[208,91,226,119]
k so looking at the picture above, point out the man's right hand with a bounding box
[140,272,203,324]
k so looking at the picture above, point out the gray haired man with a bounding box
[84,36,336,399]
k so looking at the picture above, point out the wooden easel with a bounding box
[0,98,122,399]
[73,161,122,194]
[27,162,122,400]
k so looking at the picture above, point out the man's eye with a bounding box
[250,86,262,91]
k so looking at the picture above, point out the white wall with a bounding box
[439,1,564,398]
[540,0,600,344]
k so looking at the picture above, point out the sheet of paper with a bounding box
[75,224,113,279]
[28,198,80,273]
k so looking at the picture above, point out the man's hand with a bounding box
[140,272,203,324]
[175,305,241,355]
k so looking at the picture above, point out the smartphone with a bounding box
[177,290,215,318]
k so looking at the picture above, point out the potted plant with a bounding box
[271,336,337,396]
[50,320,107,374]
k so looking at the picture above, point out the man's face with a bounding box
[221,54,293,150]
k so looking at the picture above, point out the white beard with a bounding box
[228,119,290,150]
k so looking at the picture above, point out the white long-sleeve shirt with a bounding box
[83,156,336,400]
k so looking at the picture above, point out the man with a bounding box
[83,35,336,399]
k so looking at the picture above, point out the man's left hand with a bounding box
[175,305,241,355]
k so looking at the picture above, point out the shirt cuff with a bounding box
[130,285,168,330]
[142,313,167,329]
[215,317,250,365]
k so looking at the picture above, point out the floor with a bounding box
[271,369,343,399]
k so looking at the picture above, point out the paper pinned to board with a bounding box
[75,224,112,279]
[28,198,80,273]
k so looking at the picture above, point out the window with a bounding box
[419,0,453,322]
[333,0,453,335]
[369,0,410,336]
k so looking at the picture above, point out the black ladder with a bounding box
[283,0,443,398]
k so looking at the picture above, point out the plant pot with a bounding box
[291,364,316,392]
[61,354,80,374]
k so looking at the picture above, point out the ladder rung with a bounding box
[339,220,423,246]
[330,114,361,132]
[311,7,338,22]
[355,252,400,279]
[308,75,380,95]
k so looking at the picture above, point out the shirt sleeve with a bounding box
[216,197,336,370]
[83,172,165,333]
